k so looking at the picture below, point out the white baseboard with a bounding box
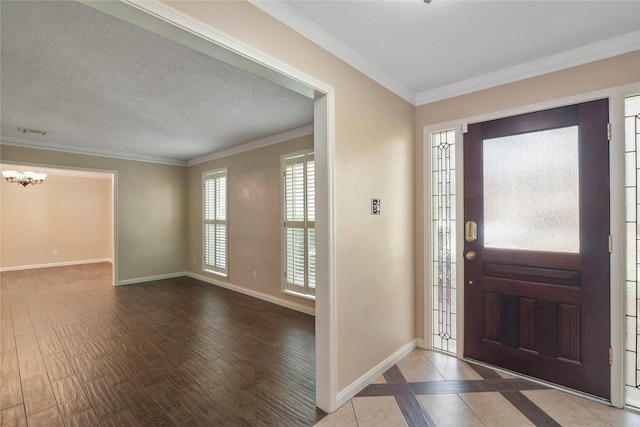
[416,338,427,349]
[186,272,315,316]
[116,271,187,286]
[336,339,417,408]
[0,258,113,272]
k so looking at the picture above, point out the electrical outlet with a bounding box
[52,250,58,256]
[253,271,258,280]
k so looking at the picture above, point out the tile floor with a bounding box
[315,348,640,427]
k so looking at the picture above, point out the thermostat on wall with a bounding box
[371,198,381,215]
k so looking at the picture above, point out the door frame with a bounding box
[78,0,338,413]
[422,82,640,408]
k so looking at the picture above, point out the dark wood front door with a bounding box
[463,99,611,399]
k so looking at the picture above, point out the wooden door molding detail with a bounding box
[559,304,581,362]
[519,298,537,351]
[485,263,581,288]
[484,293,500,342]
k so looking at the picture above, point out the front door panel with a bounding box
[463,99,610,399]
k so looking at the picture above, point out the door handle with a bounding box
[465,251,477,260]
[465,221,477,242]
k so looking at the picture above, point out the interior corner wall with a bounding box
[413,51,640,340]
[0,174,111,269]
[0,145,188,281]
[164,0,416,393]
[186,134,314,311]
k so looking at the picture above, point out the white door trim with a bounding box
[79,0,339,412]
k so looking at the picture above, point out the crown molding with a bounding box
[188,124,314,166]
[251,1,639,107]
[0,136,186,166]
[249,1,416,105]
[415,31,640,106]
[1,124,314,168]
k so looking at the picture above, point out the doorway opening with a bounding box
[77,1,337,412]
[424,95,630,407]
[425,86,640,408]
[0,164,116,286]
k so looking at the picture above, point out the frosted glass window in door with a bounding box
[483,126,579,253]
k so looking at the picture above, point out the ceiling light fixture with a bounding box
[2,170,47,187]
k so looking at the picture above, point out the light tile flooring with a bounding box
[315,348,640,427]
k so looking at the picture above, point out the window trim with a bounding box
[281,149,315,299]
[202,167,228,277]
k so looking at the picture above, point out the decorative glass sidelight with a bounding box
[625,94,640,408]
[431,129,456,354]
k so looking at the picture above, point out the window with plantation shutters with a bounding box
[282,150,315,298]
[203,168,228,276]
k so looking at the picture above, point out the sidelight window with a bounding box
[624,94,640,407]
[430,129,457,354]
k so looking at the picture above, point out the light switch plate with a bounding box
[371,198,381,215]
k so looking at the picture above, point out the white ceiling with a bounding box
[255,0,640,104]
[2,1,639,166]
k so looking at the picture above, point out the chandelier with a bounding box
[2,170,47,187]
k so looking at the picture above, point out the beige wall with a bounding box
[0,173,112,269]
[187,135,315,310]
[164,1,416,392]
[0,145,187,281]
[414,51,640,339]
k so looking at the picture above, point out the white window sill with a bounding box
[283,289,316,301]
[202,269,228,278]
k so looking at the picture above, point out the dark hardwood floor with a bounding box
[0,263,324,426]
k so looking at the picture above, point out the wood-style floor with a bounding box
[0,263,324,426]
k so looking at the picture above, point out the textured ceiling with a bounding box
[2,1,639,166]
[255,0,640,104]
[0,1,314,164]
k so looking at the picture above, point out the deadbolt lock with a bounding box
[465,251,476,260]
[465,221,477,242]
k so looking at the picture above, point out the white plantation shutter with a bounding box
[307,228,315,289]
[203,168,228,276]
[283,151,315,297]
